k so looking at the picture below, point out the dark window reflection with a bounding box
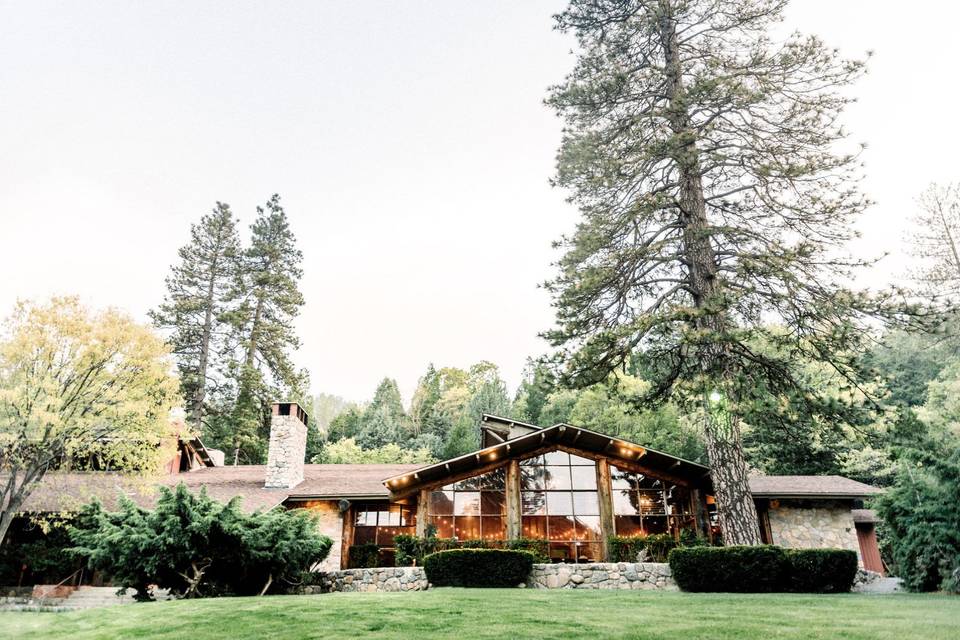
[610,465,698,538]
[428,467,508,541]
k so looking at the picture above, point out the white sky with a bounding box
[2,1,959,404]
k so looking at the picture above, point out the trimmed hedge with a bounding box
[423,549,535,587]
[669,545,790,592]
[669,545,859,593]
[786,549,859,593]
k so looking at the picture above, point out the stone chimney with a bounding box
[265,402,308,489]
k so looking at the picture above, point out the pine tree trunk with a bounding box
[232,293,265,464]
[191,263,219,432]
[659,2,761,546]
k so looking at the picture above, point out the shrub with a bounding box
[875,441,960,592]
[393,535,466,566]
[70,484,332,600]
[505,538,550,563]
[347,543,380,569]
[423,549,535,587]
[786,549,858,593]
[669,545,789,592]
[609,533,691,562]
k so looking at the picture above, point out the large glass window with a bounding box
[353,502,416,546]
[611,465,696,538]
[521,451,601,562]
[427,467,506,542]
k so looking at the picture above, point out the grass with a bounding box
[0,589,958,640]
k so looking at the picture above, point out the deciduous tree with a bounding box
[0,298,179,544]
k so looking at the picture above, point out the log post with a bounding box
[416,489,429,537]
[596,458,615,561]
[506,459,522,540]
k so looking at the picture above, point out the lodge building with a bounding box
[19,402,886,574]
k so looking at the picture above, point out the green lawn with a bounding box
[1,589,957,640]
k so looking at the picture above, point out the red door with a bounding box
[856,523,884,575]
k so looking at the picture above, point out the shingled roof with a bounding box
[748,475,882,498]
[15,463,421,515]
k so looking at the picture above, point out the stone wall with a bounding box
[767,499,861,562]
[264,413,307,489]
[527,562,676,590]
[300,567,429,593]
[296,563,675,594]
[303,500,345,572]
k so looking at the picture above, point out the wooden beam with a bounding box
[506,459,521,540]
[596,458,615,562]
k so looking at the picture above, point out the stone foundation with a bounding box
[767,499,861,562]
[526,562,676,590]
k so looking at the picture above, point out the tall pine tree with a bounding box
[544,0,914,543]
[151,202,240,432]
[228,194,306,463]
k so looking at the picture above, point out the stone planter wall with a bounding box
[297,562,675,593]
[526,562,676,590]
[299,567,429,594]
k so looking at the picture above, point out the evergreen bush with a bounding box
[668,545,790,592]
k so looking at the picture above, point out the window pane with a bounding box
[454,476,481,491]
[522,491,546,516]
[430,515,453,538]
[572,492,599,516]
[610,469,637,491]
[454,492,481,516]
[479,468,506,490]
[383,505,401,526]
[481,516,505,541]
[520,465,546,491]
[354,526,376,545]
[480,491,505,515]
[575,516,602,540]
[612,490,640,515]
[355,509,376,527]
[544,450,569,465]
[377,507,392,526]
[568,453,595,466]
[666,485,691,516]
[549,542,575,562]
[429,491,454,515]
[570,466,597,490]
[642,515,668,534]
[614,515,643,537]
[638,490,666,515]
[638,475,661,489]
[454,515,480,539]
[547,492,574,516]
[547,516,576,540]
[400,505,416,527]
[521,515,547,539]
[544,466,572,490]
[520,455,543,466]
[575,542,603,562]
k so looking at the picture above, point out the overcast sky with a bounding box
[2,1,959,404]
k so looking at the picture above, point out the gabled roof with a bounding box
[384,418,713,497]
[748,475,882,499]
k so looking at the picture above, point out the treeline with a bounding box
[152,195,308,464]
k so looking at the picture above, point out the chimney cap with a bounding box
[272,401,308,425]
